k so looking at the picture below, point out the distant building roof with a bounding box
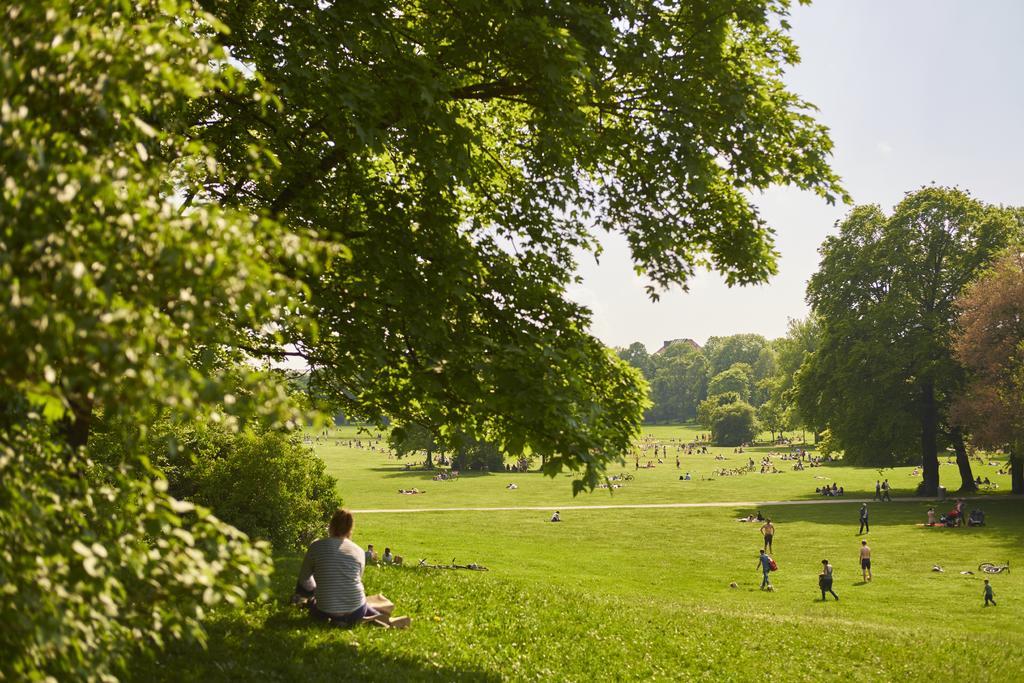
[654,338,702,355]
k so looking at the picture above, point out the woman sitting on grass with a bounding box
[292,508,382,626]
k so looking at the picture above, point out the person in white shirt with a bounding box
[293,508,380,626]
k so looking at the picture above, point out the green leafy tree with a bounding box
[647,344,710,422]
[0,2,317,677]
[799,188,1017,494]
[708,364,753,401]
[952,250,1024,493]
[771,316,820,431]
[756,377,788,441]
[617,342,656,380]
[703,334,770,376]
[194,0,845,489]
[697,392,741,430]
[712,401,759,447]
[389,422,441,468]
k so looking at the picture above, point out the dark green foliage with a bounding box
[0,2,312,677]
[799,188,1019,490]
[708,364,753,402]
[195,0,843,487]
[173,426,341,551]
[0,425,271,681]
[704,334,770,376]
[617,342,656,380]
[93,418,342,551]
[452,436,505,472]
[646,344,711,422]
[697,392,742,430]
[711,401,758,447]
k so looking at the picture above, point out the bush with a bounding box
[0,424,272,681]
[140,422,342,552]
[711,401,758,446]
[191,429,342,551]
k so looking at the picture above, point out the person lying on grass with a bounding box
[292,508,401,628]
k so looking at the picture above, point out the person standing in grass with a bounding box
[760,519,775,553]
[859,503,870,534]
[859,540,872,582]
[882,479,892,501]
[874,480,881,500]
[819,559,839,601]
[757,549,774,590]
[984,579,996,606]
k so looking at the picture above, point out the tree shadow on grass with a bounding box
[730,498,1024,553]
[134,614,499,683]
[129,557,499,683]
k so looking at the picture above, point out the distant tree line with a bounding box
[618,188,1024,491]
[616,324,817,446]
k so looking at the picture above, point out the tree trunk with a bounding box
[920,381,939,496]
[1011,444,1024,495]
[950,428,976,492]
[425,445,434,470]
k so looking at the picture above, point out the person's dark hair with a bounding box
[385,547,391,554]
[822,559,828,564]
[328,508,354,538]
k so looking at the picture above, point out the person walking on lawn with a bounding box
[859,540,872,582]
[758,549,774,590]
[984,579,996,607]
[859,503,869,534]
[819,559,839,601]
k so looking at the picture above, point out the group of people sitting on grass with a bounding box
[815,483,844,496]
[364,544,403,566]
[397,488,425,495]
[431,470,459,481]
[928,500,986,527]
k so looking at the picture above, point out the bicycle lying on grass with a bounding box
[417,558,489,571]
[978,562,1010,574]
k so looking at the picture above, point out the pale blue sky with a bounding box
[571,0,1024,351]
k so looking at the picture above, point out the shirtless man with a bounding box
[859,540,872,582]
[760,519,775,553]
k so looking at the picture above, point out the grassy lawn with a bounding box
[132,426,1023,681]
[318,425,1014,510]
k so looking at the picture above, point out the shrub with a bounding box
[0,425,271,681]
[711,401,759,446]
[190,429,342,551]
[136,422,342,552]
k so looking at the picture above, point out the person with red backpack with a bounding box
[758,549,776,590]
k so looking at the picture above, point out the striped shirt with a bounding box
[297,537,366,615]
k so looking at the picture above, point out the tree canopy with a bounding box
[191,0,844,488]
[1,1,845,675]
[798,187,1019,493]
[952,249,1024,492]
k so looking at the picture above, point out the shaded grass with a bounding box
[137,501,1024,682]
